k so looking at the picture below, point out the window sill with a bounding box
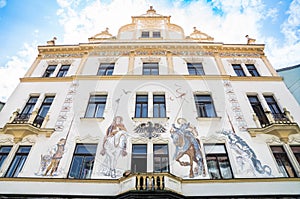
[132,117,169,123]
[80,117,105,122]
[196,117,221,121]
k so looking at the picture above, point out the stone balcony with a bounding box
[249,108,300,143]
[0,109,54,143]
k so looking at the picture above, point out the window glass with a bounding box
[68,144,97,179]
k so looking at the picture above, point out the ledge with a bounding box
[80,117,105,122]
[0,123,55,143]
[131,117,169,123]
[248,123,300,143]
[196,117,221,121]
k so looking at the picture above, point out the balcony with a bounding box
[249,108,300,143]
[0,109,54,143]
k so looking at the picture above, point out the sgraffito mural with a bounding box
[170,118,205,178]
[221,130,272,176]
[99,116,128,178]
[36,138,66,176]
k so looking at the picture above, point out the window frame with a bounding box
[34,96,55,126]
[153,144,169,173]
[194,94,217,118]
[247,95,269,126]
[141,31,150,38]
[5,146,32,177]
[187,63,205,75]
[0,146,13,169]
[68,143,97,179]
[204,144,234,179]
[264,95,284,119]
[290,145,300,167]
[56,65,70,77]
[42,65,57,77]
[270,145,297,178]
[18,96,39,120]
[153,94,166,118]
[135,95,148,118]
[131,144,147,173]
[142,62,159,75]
[152,31,161,38]
[84,95,107,118]
[245,64,260,77]
[97,63,115,76]
[232,64,246,77]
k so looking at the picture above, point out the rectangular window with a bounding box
[194,95,217,117]
[68,144,97,179]
[290,146,300,166]
[248,96,269,126]
[85,95,107,118]
[141,31,150,38]
[187,63,205,75]
[264,96,284,120]
[232,64,246,76]
[34,96,54,126]
[16,96,38,121]
[153,95,166,118]
[153,31,161,38]
[0,146,12,169]
[246,64,260,77]
[153,144,169,173]
[5,146,31,177]
[42,65,56,77]
[135,95,148,118]
[270,146,296,177]
[143,62,159,75]
[204,144,233,179]
[97,63,114,76]
[56,65,70,77]
[131,144,147,173]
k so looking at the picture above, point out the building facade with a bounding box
[0,7,299,198]
[277,64,300,105]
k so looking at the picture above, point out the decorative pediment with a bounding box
[189,27,214,41]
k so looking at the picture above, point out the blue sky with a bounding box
[0,0,300,102]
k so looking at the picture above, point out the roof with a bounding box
[276,64,300,72]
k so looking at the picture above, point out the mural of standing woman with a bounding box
[100,116,128,178]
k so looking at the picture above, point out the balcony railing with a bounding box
[135,173,165,191]
[253,107,295,128]
[8,109,49,128]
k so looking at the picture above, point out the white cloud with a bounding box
[0,43,37,102]
[266,0,300,68]
[0,0,6,8]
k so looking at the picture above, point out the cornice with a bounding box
[37,42,265,58]
[19,75,283,82]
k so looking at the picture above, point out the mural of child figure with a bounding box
[100,116,128,178]
[44,138,66,176]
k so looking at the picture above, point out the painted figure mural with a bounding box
[170,118,205,178]
[134,121,166,139]
[100,116,128,178]
[222,130,272,176]
[36,138,66,176]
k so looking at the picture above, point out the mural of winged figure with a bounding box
[170,118,205,178]
[134,121,166,139]
[222,130,272,176]
[100,116,128,178]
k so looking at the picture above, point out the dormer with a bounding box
[117,6,185,40]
